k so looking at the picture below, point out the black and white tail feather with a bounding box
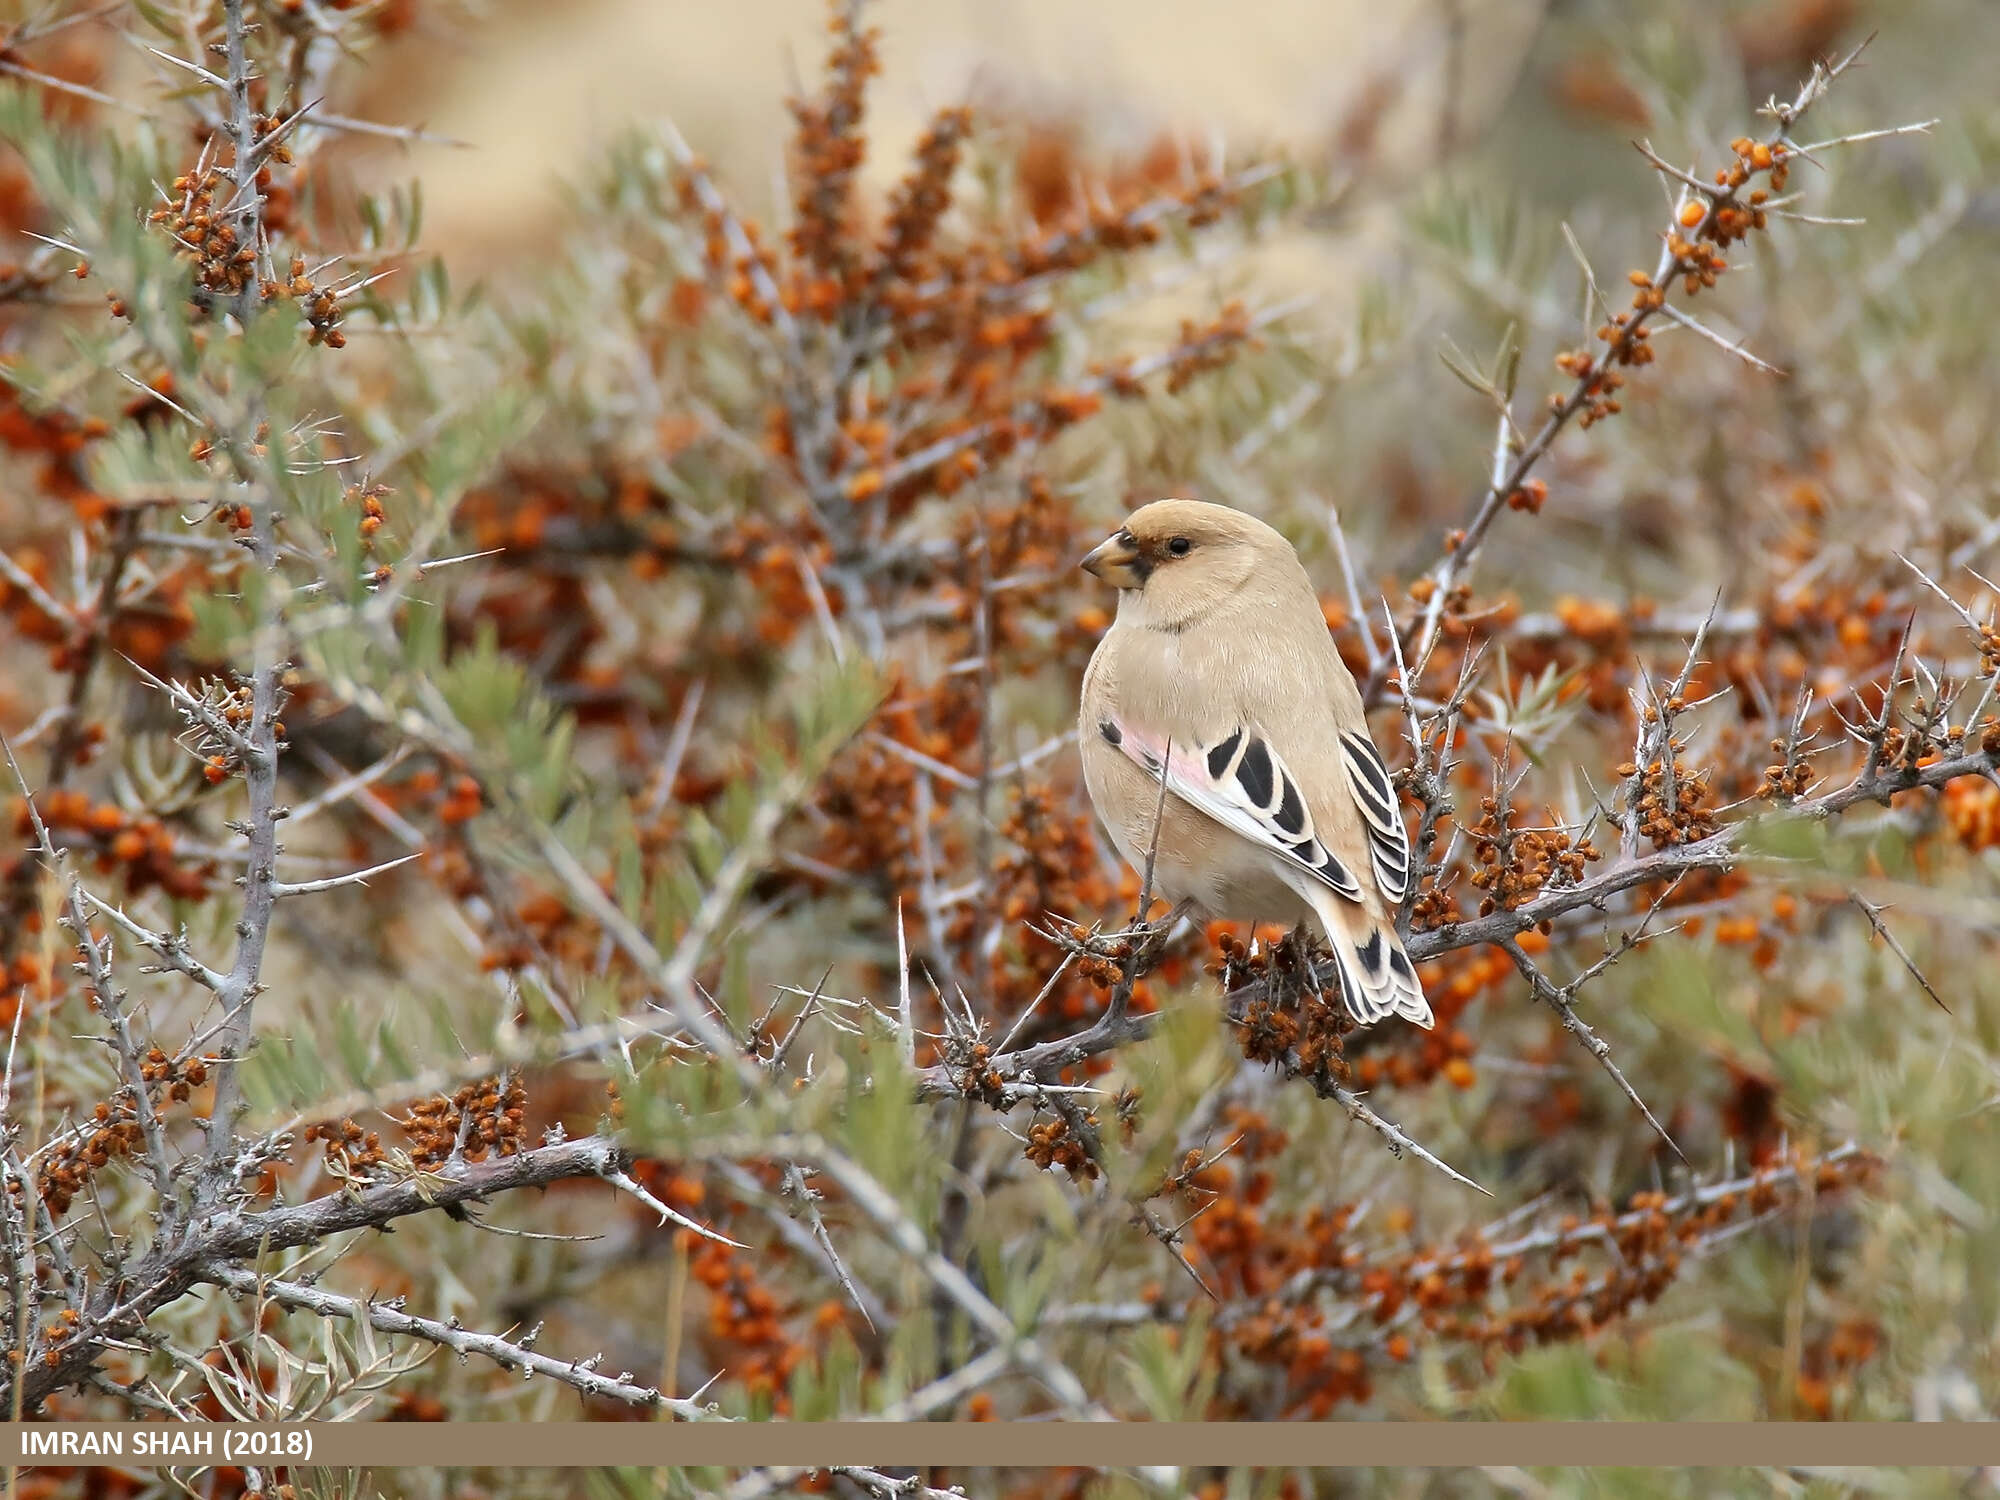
[1101,712,1433,1029]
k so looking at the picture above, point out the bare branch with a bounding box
[206,1265,714,1417]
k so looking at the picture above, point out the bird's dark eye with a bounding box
[1167,536,1192,557]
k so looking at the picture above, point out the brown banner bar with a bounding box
[6,1423,2000,1469]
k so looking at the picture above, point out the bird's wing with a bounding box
[1094,712,1364,904]
[1337,730,1410,904]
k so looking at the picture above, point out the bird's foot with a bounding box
[1285,923,1327,1000]
[1132,896,1198,965]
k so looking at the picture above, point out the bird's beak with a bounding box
[1080,528,1146,588]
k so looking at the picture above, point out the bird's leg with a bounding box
[1286,922,1325,1002]
[1135,896,1198,965]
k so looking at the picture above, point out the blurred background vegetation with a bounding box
[2,0,1998,1495]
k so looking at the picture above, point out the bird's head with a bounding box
[1080,498,1300,631]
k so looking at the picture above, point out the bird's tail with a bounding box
[1305,888,1434,1029]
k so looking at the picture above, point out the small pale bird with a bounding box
[1077,498,1434,1029]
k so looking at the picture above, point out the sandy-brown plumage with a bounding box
[1077,498,1433,1028]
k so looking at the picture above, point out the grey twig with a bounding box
[205,1265,714,1417]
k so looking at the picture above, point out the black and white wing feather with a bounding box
[1339,732,1410,904]
[1096,712,1432,1031]
[1096,715,1363,904]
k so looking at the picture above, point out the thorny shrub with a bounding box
[1,0,1998,1490]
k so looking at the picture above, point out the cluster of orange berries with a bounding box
[1977,624,2000,681]
[1229,1314,1376,1417]
[1154,1121,1379,1412]
[1235,993,1302,1068]
[1405,573,1474,617]
[1216,934,1359,1083]
[383,1391,449,1422]
[1758,734,1819,802]
[1553,337,1634,428]
[33,1101,146,1216]
[1405,870,1460,931]
[874,105,973,289]
[303,1117,385,1175]
[1382,1153,1871,1391]
[1286,989,1357,1084]
[147,165,258,303]
[1162,302,1256,395]
[1701,898,1787,971]
[1250,929,1461,1085]
[204,493,253,534]
[1539,137,1795,436]
[139,1045,207,1103]
[1795,1317,1883,1420]
[1023,1113,1099,1180]
[436,772,483,826]
[785,0,881,284]
[1349,1011,1481,1094]
[400,1075,528,1169]
[1551,595,1637,648]
[1659,222,1729,297]
[0,952,52,1030]
[996,789,1107,928]
[1178,1145,1587,1412]
[474,889,581,975]
[190,422,268,527]
[1707,137,1790,236]
[250,112,295,171]
[630,1159,710,1223]
[7,790,208,900]
[198,681,281,783]
[954,1040,1007,1105]
[348,480,392,549]
[1942,775,2000,851]
[691,197,781,327]
[1619,740,1722,848]
[1033,384,1106,431]
[1014,162,1231,281]
[969,473,1099,647]
[32,1308,83,1368]
[296,280,347,351]
[668,0,1263,553]
[810,735,924,896]
[1467,798,1600,915]
[1070,925,1134,995]
[691,1237,805,1408]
